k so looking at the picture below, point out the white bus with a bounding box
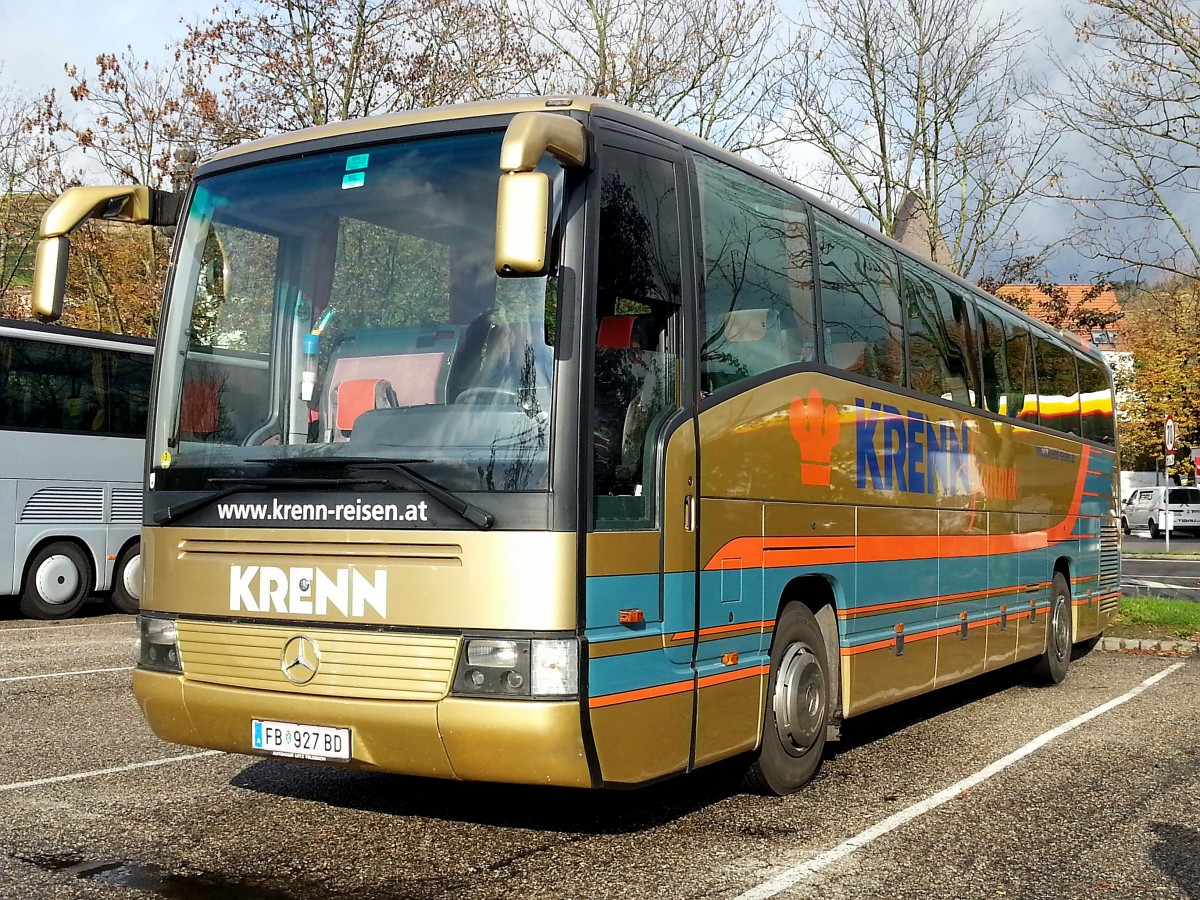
[1,319,154,618]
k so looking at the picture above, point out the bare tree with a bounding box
[778,0,1063,278]
[59,47,199,189]
[1050,0,1200,281]
[182,0,539,144]
[513,0,786,153]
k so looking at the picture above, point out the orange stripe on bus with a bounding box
[588,679,693,709]
[840,587,993,617]
[697,665,770,689]
[670,620,774,642]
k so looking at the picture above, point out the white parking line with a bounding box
[0,666,134,684]
[0,620,135,634]
[0,751,224,793]
[731,661,1187,900]
[1123,578,1196,589]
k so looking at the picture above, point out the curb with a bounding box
[1100,636,1200,656]
[1122,553,1200,561]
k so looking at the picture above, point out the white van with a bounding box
[1121,486,1200,537]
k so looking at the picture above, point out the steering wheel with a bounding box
[456,386,522,405]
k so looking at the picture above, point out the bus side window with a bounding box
[1035,335,1082,437]
[1000,314,1037,423]
[592,144,682,530]
[814,210,905,386]
[693,153,816,394]
[1078,355,1115,445]
[903,262,979,406]
[977,305,1009,416]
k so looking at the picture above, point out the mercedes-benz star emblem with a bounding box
[280,635,321,685]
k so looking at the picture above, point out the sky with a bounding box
[0,1,207,95]
[0,0,1121,283]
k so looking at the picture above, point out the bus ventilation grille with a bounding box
[20,486,104,523]
[110,488,143,523]
[1098,524,1121,613]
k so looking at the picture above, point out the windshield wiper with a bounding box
[153,475,376,525]
[279,457,496,530]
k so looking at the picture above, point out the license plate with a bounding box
[252,719,351,761]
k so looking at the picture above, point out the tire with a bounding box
[20,542,94,620]
[108,541,142,615]
[1149,519,1161,539]
[1121,517,1130,536]
[1031,572,1072,685]
[745,603,831,795]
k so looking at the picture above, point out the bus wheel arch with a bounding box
[108,539,142,615]
[745,577,839,795]
[1031,566,1072,685]
[20,539,95,620]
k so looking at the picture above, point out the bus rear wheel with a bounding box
[108,541,142,615]
[1031,572,1072,684]
[20,542,94,620]
[745,603,830,795]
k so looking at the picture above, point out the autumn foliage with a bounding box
[1115,280,1200,474]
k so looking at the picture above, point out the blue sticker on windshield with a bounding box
[346,153,369,171]
[342,172,366,190]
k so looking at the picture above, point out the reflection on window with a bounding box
[815,211,905,385]
[1035,336,1082,437]
[1078,356,1115,445]
[977,308,1037,424]
[180,221,278,446]
[903,263,978,406]
[0,335,151,437]
[593,146,682,529]
[694,154,816,392]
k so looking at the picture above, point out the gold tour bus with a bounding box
[31,97,1119,794]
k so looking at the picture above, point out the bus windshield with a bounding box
[153,129,562,494]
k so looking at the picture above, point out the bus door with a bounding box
[584,124,700,785]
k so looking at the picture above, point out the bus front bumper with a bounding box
[134,670,593,788]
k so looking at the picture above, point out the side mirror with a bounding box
[31,184,181,321]
[495,111,587,277]
[496,172,552,275]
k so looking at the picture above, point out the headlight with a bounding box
[137,614,182,673]
[452,636,578,699]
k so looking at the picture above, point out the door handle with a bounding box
[684,494,696,532]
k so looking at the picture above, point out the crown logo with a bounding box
[789,389,840,486]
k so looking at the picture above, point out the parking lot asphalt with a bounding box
[1,613,1197,900]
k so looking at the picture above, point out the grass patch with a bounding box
[1115,596,1200,639]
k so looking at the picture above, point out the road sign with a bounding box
[1165,415,1176,454]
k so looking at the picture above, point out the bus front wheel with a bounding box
[745,602,830,795]
[1031,572,1072,685]
[21,542,94,620]
[108,541,142,615]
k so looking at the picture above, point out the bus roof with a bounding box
[203,96,620,168]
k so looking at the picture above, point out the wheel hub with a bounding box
[1051,595,1070,661]
[35,554,82,605]
[122,554,143,602]
[772,643,826,757]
